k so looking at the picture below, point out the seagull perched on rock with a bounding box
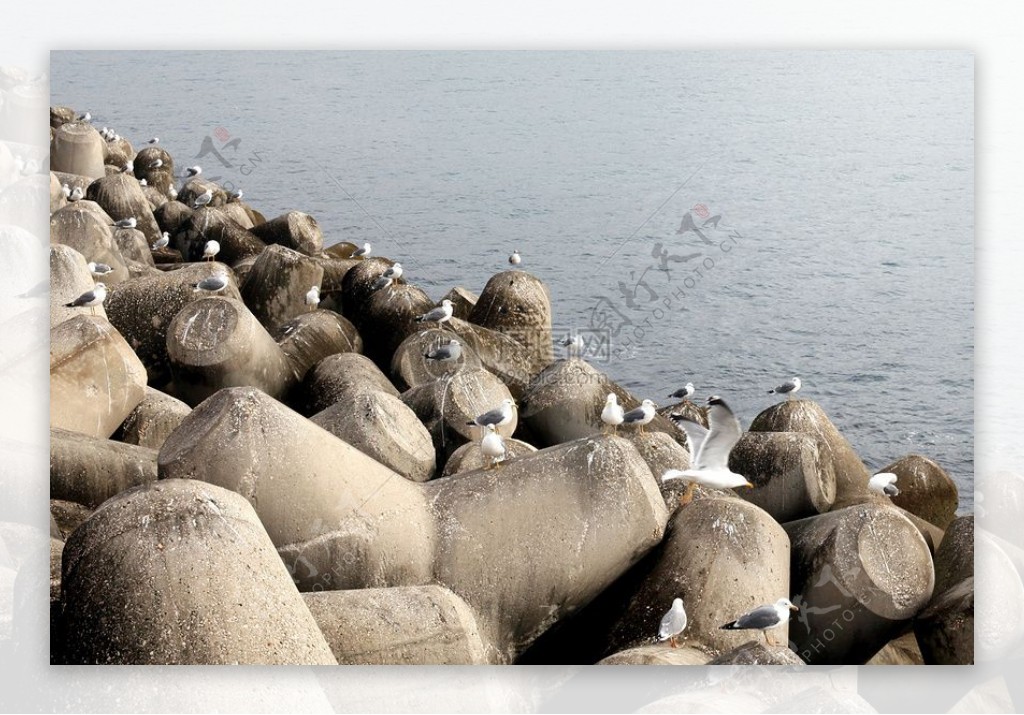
[87,262,113,276]
[372,275,394,292]
[184,165,202,178]
[120,160,134,174]
[145,137,159,145]
[559,333,584,358]
[467,399,515,432]
[658,598,688,648]
[65,282,106,315]
[668,382,695,401]
[509,249,521,266]
[149,159,163,169]
[480,424,506,470]
[77,111,91,121]
[60,183,71,198]
[720,598,799,647]
[663,396,753,504]
[352,242,372,259]
[152,232,170,250]
[139,178,147,186]
[112,217,137,229]
[423,339,461,363]
[193,189,213,208]
[194,271,229,293]
[768,377,801,399]
[415,299,454,327]
[382,262,403,280]
[305,285,320,311]
[622,399,657,434]
[601,393,624,434]
[868,472,900,497]
[229,189,243,200]
[202,240,220,262]
[68,186,84,201]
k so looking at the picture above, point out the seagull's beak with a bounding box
[789,604,799,611]
[745,481,755,489]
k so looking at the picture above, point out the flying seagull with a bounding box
[658,598,688,648]
[663,396,753,504]
[768,377,801,399]
[720,598,799,647]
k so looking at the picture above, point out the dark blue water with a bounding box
[51,51,974,509]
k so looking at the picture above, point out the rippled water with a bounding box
[52,51,974,509]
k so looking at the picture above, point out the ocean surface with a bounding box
[51,51,974,510]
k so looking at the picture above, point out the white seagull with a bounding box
[112,217,137,229]
[87,262,113,276]
[382,262,403,280]
[120,160,134,173]
[467,398,515,431]
[768,377,802,399]
[668,382,696,401]
[193,189,213,208]
[509,249,521,265]
[415,299,454,327]
[61,184,71,198]
[146,137,159,144]
[184,166,202,177]
[423,339,461,362]
[352,242,372,258]
[202,240,220,262]
[658,598,688,648]
[560,333,584,357]
[149,159,163,169]
[480,424,507,470]
[195,272,229,293]
[663,396,753,504]
[305,285,321,311]
[868,472,900,497]
[229,189,244,200]
[720,598,799,647]
[152,232,170,250]
[622,399,657,434]
[601,393,625,434]
[65,282,106,315]
[68,186,84,201]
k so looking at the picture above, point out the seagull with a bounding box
[467,399,516,431]
[152,232,170,250]
[868,472,900,497]
[305,285,320,311]
[184,166,202,177]
[372,275,394,292]
[202,240,220,262]
[168,187,178,200]
[352,242,372,258]
[112,217,136,229]
[60,184,71,198]
[509,249,521,266]
[77,111,91,121]
[622,399,658,434]
[229,189,243,200]
[768,377,802,399]
[601,393,624,434]
[145,137,159,145]
[64,282,106,315]
[194,272,229,292]
[68,186,84,201]
[193,189,213,208]
[720,598,799,647]
[559,333,584,357]
[480,424,506,470]
[149,159,163,169]
[658,598,688,648]
[415,299,454,326]
[382,262,403,280]
[663,396,752,504]
[87,262,113,276]
[423,339,461,363]
[139,178,147,186]
[668,383,695,401]
[119,159,134,173]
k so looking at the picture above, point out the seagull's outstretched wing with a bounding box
[696,398,742,471]
[671,416,708,458]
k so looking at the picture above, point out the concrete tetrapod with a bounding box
[468,269,553,373]
[882,454,959,530]
[60,479,338,664]
[50,428,158,509]
[239,243,325,332]
[157,388,668,663]
[784,503,935,665]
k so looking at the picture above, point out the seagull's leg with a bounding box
[765,630,775,647]
[679,482,696,506]
[670,636,677,649]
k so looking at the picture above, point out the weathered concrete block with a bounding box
[273,309,362,382]
[442,286,478,320]
[153,200,192,236]
[468,269,553,372]
[61,479,337,664]
[865,632,924,665]
[112,227,154,267]
[239,243,325,332]
[249,211,323,256]
[49,202,129,286]
[785,504,935,664]
[85,173,161,244]
[391,326,484,392]
[104,263,243,383]
[115,386,192,451]
[132,146,175,194]
[883,454,959,530]
[50,121,105,178]
[750,400,870,505]
[177,178,227,209]
[607,496,790,656]
[49,244,104,327]
[729,431,836,522]
[311,390,436,482]
[49,499,93,541]
[933,514,973,595]
[50,316,147,438]
[303,586,491,664]
[442,437,537,477]
[174,206,265,264]
[360,283,437,370]
[914,577,974,664]
[299,352,399,415]
[50,428,158,508]
[166,297,296,406]
[597,644,709,665]
[707,641,805,665]
[521,358,687,449]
